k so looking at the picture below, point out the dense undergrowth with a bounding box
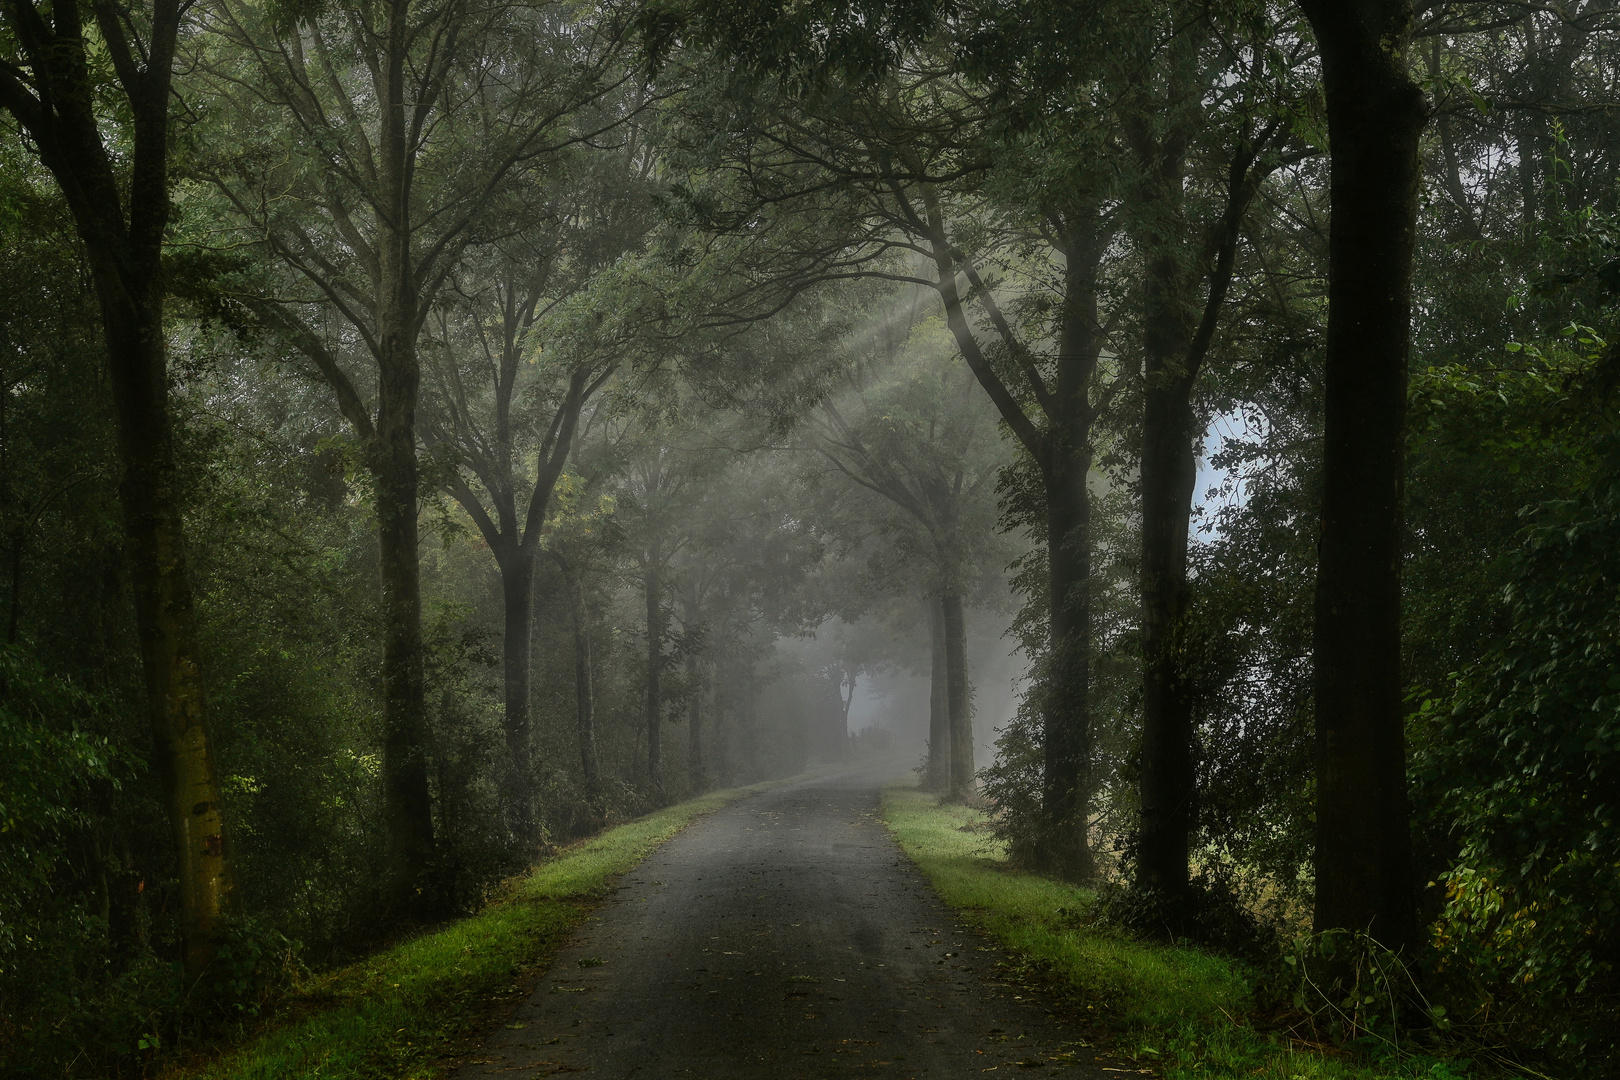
[881,780,1486,1080]
[11,777,785,1080]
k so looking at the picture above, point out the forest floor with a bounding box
[449,760,1120,1079]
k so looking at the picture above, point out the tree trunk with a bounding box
[839,670,855,758]
[927,595,949,791]
[564,558,601,803]
[644,556,664,792]
[687,653,705,791]
[1134,130,1199,900]
[1032,231,1106,881]
[1039,445,1094,879]
[371,0,437,911]
[104,293,236,981]
[1298,0,1427,954]
[374,335,436,909]
[1137,375,1199,897]
[714,675,732,788]
[498,544,537,841]
[941,591,974,801]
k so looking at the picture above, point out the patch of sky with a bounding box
[1192,406,1269,544]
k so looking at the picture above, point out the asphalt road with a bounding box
[453,763,1113,1079]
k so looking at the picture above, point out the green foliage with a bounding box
[1413,440,1620,1071]
[0,648,126,967]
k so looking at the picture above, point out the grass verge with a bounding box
[881,777,1470,1080]
[169,776,796,1080]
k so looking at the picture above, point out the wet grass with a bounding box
[168,778,791,1080]
[880,777,1472,1080]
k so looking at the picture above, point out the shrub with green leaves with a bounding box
[1415,437,1620,1070]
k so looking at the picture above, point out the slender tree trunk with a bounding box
[498,545,537,840]
[714,669,732,787]
[644,554,664,792]
[941,591,974,801]
[927,595,949,792]
[563,558,601,803]
[688,654,705,790]
[1298,0,1427,954]
[840,671,855,759]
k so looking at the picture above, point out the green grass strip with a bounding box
[880,778,1470,1080]
[173,777,792,1080]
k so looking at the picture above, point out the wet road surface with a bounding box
[453,764,1111,1079]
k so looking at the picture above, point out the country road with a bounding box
[453,764,1113,1079]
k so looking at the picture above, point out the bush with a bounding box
[1090,868,1281,962]
[1412,440,1620,1074]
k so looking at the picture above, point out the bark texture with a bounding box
[1298,0,1427,954]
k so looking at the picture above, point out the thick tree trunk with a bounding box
[1137,380,1198,896]
[1299,0,1427,954]
[1134,131,1199,900]
[103,292,235,981]
[499,545,537,840]
[375,335,436,909]
[927,595,949,791]
[942,591,974,801]
[371,0,437,911]
[644,557,664,792]
[1032,235,1105,881]
[1039,447,1094,879]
